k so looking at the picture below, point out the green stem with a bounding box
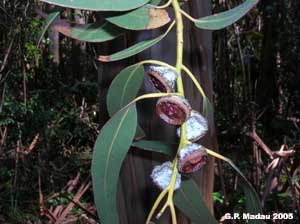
[181,65,206,98]
[146,1,188,223]
[130,92,172,105]
[173,0,184,96]
[137,60,176,71]
[180,9,197,22]
[145,188,168,223]
[151,0,172,9]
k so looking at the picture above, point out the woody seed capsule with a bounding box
[178,143,208,174]
[177,110,208,142]
[147,66,178,93]
[156,95,192,125]
[151,161,181,190]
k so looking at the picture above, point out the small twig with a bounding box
[0,83,6,113]
[55,180,92,223]
[180,9,196,22]
[0,31,16,73]
[68,197,99,222]
[22,63,27,106]
[247,131,274,159]
[39,168,46,217]
[282,162,300,211]
[24,133,39,155]
[261,166,280,208]
[0,127,7,155]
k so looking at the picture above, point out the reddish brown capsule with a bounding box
[156,95,191,125]
[178,144,208,174]
[147,66,177,93]
[177,110,208,142]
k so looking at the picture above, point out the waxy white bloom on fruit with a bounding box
[147,65,178,93]
[151,161,181,190]
[177,110,208,142]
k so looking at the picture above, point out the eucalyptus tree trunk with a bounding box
[97,0,215,223]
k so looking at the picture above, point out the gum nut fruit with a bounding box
[178,143,208,174]
[151,161,181,190]
[147,65,177,93]
[177,110,208,142]
[156,95,191,125]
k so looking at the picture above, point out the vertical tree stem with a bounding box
[172,0,184,96]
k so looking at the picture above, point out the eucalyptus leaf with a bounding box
[194,0,259,30]
[224,158,261,211]
[209,150,263,223]
[41,0,150,11]
[106,64,145,140]
[174,179,218,224]
[98,22,174,61]
[241,182,264,224]
[105,5,170,30]
[135,125,146,140]
[149,0,161,6]
[132,140,176,157]
[37,11,60,47]
[91,106,137,224]
[203,96,213,121]
[106,64,144,116]
[51,19,124,43]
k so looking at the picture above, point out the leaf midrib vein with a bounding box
[120,66,140,109]
[103,107,131,203]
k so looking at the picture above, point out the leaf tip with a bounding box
[98,55,111,62]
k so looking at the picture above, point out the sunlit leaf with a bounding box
[41,0,150,11]
[194,0,259,30]
[106,64,144,116]
[37,11,60,47]
[132,140,176,157]
[174,179,218,224]
[105,5,170,30]
[98,22,174,61]
[92,106,137,223]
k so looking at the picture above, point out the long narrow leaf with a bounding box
[105,5,170,30]
[228,162,263,224]
[194,0,259,30]
[91,106,137,223]
[106,65,144,116]
[174,179,218,224]
[37,11,60,47]
[106,64,145,139]
[52,20,125,43]
[206,149,263,223]
[41,0,150,11]
[98,21,174,62]
[132,140,176,157]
